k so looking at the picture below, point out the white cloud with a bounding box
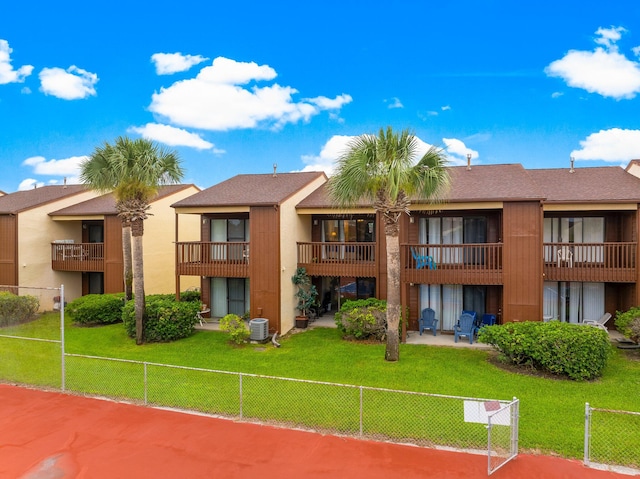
[0,39,33,84]
[442,138,479,166]
[545,26,640,99]
[18,178,44,191]
[151,52,209,75]
[633,45,640,57]
[301,134,468,175]
[551,91,564,98]
[149,56,352,131]
[441,105,451,111]
[22,155,87,176]
[39,66,98,100]
[129,123,216,150]
[385,97,403,109]
[301,135,353,175]
[571,128,640,162]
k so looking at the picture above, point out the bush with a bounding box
[219,314,250,345]
[0,292,39,326]
[614,307,640,342]
[334,298,387,340]
[179,289,201,303]
[122,295,200,342]
[66,294,125,326]
[478,321,612,381]
[629,318,640,344]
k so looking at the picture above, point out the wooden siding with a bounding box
[297,242,377,277]
[543,242,636,282]
[51,243,104,272]
[503,202,542,322]
[0,215,17,285]
[104,215,124,294]
[402,243,503,285]
[250,206,280,332]
[176,242,250,277]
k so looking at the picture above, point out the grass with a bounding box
[2,312,640,465]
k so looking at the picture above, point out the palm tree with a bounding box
[80,136,184,344]
[327,127,449,361]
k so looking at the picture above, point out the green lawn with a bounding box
[2,313,639,464]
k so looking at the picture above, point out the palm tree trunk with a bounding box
[385,229,401,362]
[122,223,133,301]
[132,219,145,345]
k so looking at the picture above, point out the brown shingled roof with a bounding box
[49,184,198,216]
[0,185,88,214]
[297,164,544,208]
[527,166,640,203]
[172,172,326,208]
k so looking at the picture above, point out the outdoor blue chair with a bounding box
[462,310,478,327]
[454,313,478,344]
[410,247,436,270]
[419,307,438,336]
[481,313,496,327]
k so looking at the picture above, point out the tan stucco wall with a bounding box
[141,186,201,294]
[17,190,99,309]
[279,176,327,333]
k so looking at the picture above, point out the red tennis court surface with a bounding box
[0,384,631,479]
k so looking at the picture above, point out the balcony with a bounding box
[297,242,376,277]
[176,242,249,278]
[543,242,637,282]
[402,243,503,285]
[51,243,104,272]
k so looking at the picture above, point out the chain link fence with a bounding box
[1,284,520,475]
[584,403,640,475]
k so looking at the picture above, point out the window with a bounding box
[419,216,486,264]
[419,284,486,331]
[544,217,604,263]
[543,281,604,323]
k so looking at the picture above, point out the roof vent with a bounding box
[273,163,277,177]
[466,153,472,171]
[570,156,575,173]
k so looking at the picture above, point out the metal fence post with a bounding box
[144,362,148,405]
[239,373,243,419]
[60,284,65,392]
[584,402,591,466]
[359,386,363,437]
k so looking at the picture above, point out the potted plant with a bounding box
[291,267,318,329]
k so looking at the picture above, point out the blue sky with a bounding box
[1,1,640,193]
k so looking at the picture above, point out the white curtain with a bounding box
[543,282,558,320]
[442,285,463,330]
[428,217,442,262]
[211,219,227,260]
[211,277,227,318]
[543,218,559,262]
[583,218,604,263]
[442,217,462,264]
[582,282,604,322]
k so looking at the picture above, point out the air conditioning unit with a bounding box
[249,318,269,341]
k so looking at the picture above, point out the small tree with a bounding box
[291,267,318,317]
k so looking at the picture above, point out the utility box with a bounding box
[249,318,269,341]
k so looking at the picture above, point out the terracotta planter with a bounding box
[295,316,309,329]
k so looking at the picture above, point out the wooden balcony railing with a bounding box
[402,243,503,285]
[176,242,249,277]
[543,242,637,282]
[297,242,377,277]
[51,243,104,272]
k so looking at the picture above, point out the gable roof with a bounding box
[527,166,640,203]
[297,164,544,208]
[49,184,198,216]
[172,172,326,208]
[0,185,89,214]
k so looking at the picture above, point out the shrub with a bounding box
[122,295,200,342]
[334,298,387,340]
[614,307,640,342]
[478,321,612,381]
[0,292,39,326]
[629,318,640,344]
[179,289,201,303]
[66,294,125,326]
[219,314,250,345]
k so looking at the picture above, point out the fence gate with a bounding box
[487,398,519,475]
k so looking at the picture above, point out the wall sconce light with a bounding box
[409,217,414,223]
[409,282,414,287]
[313,219,318,226]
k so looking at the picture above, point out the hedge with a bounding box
[66,293,125,326]
[478,320,612,381]
[122,295,200,342]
